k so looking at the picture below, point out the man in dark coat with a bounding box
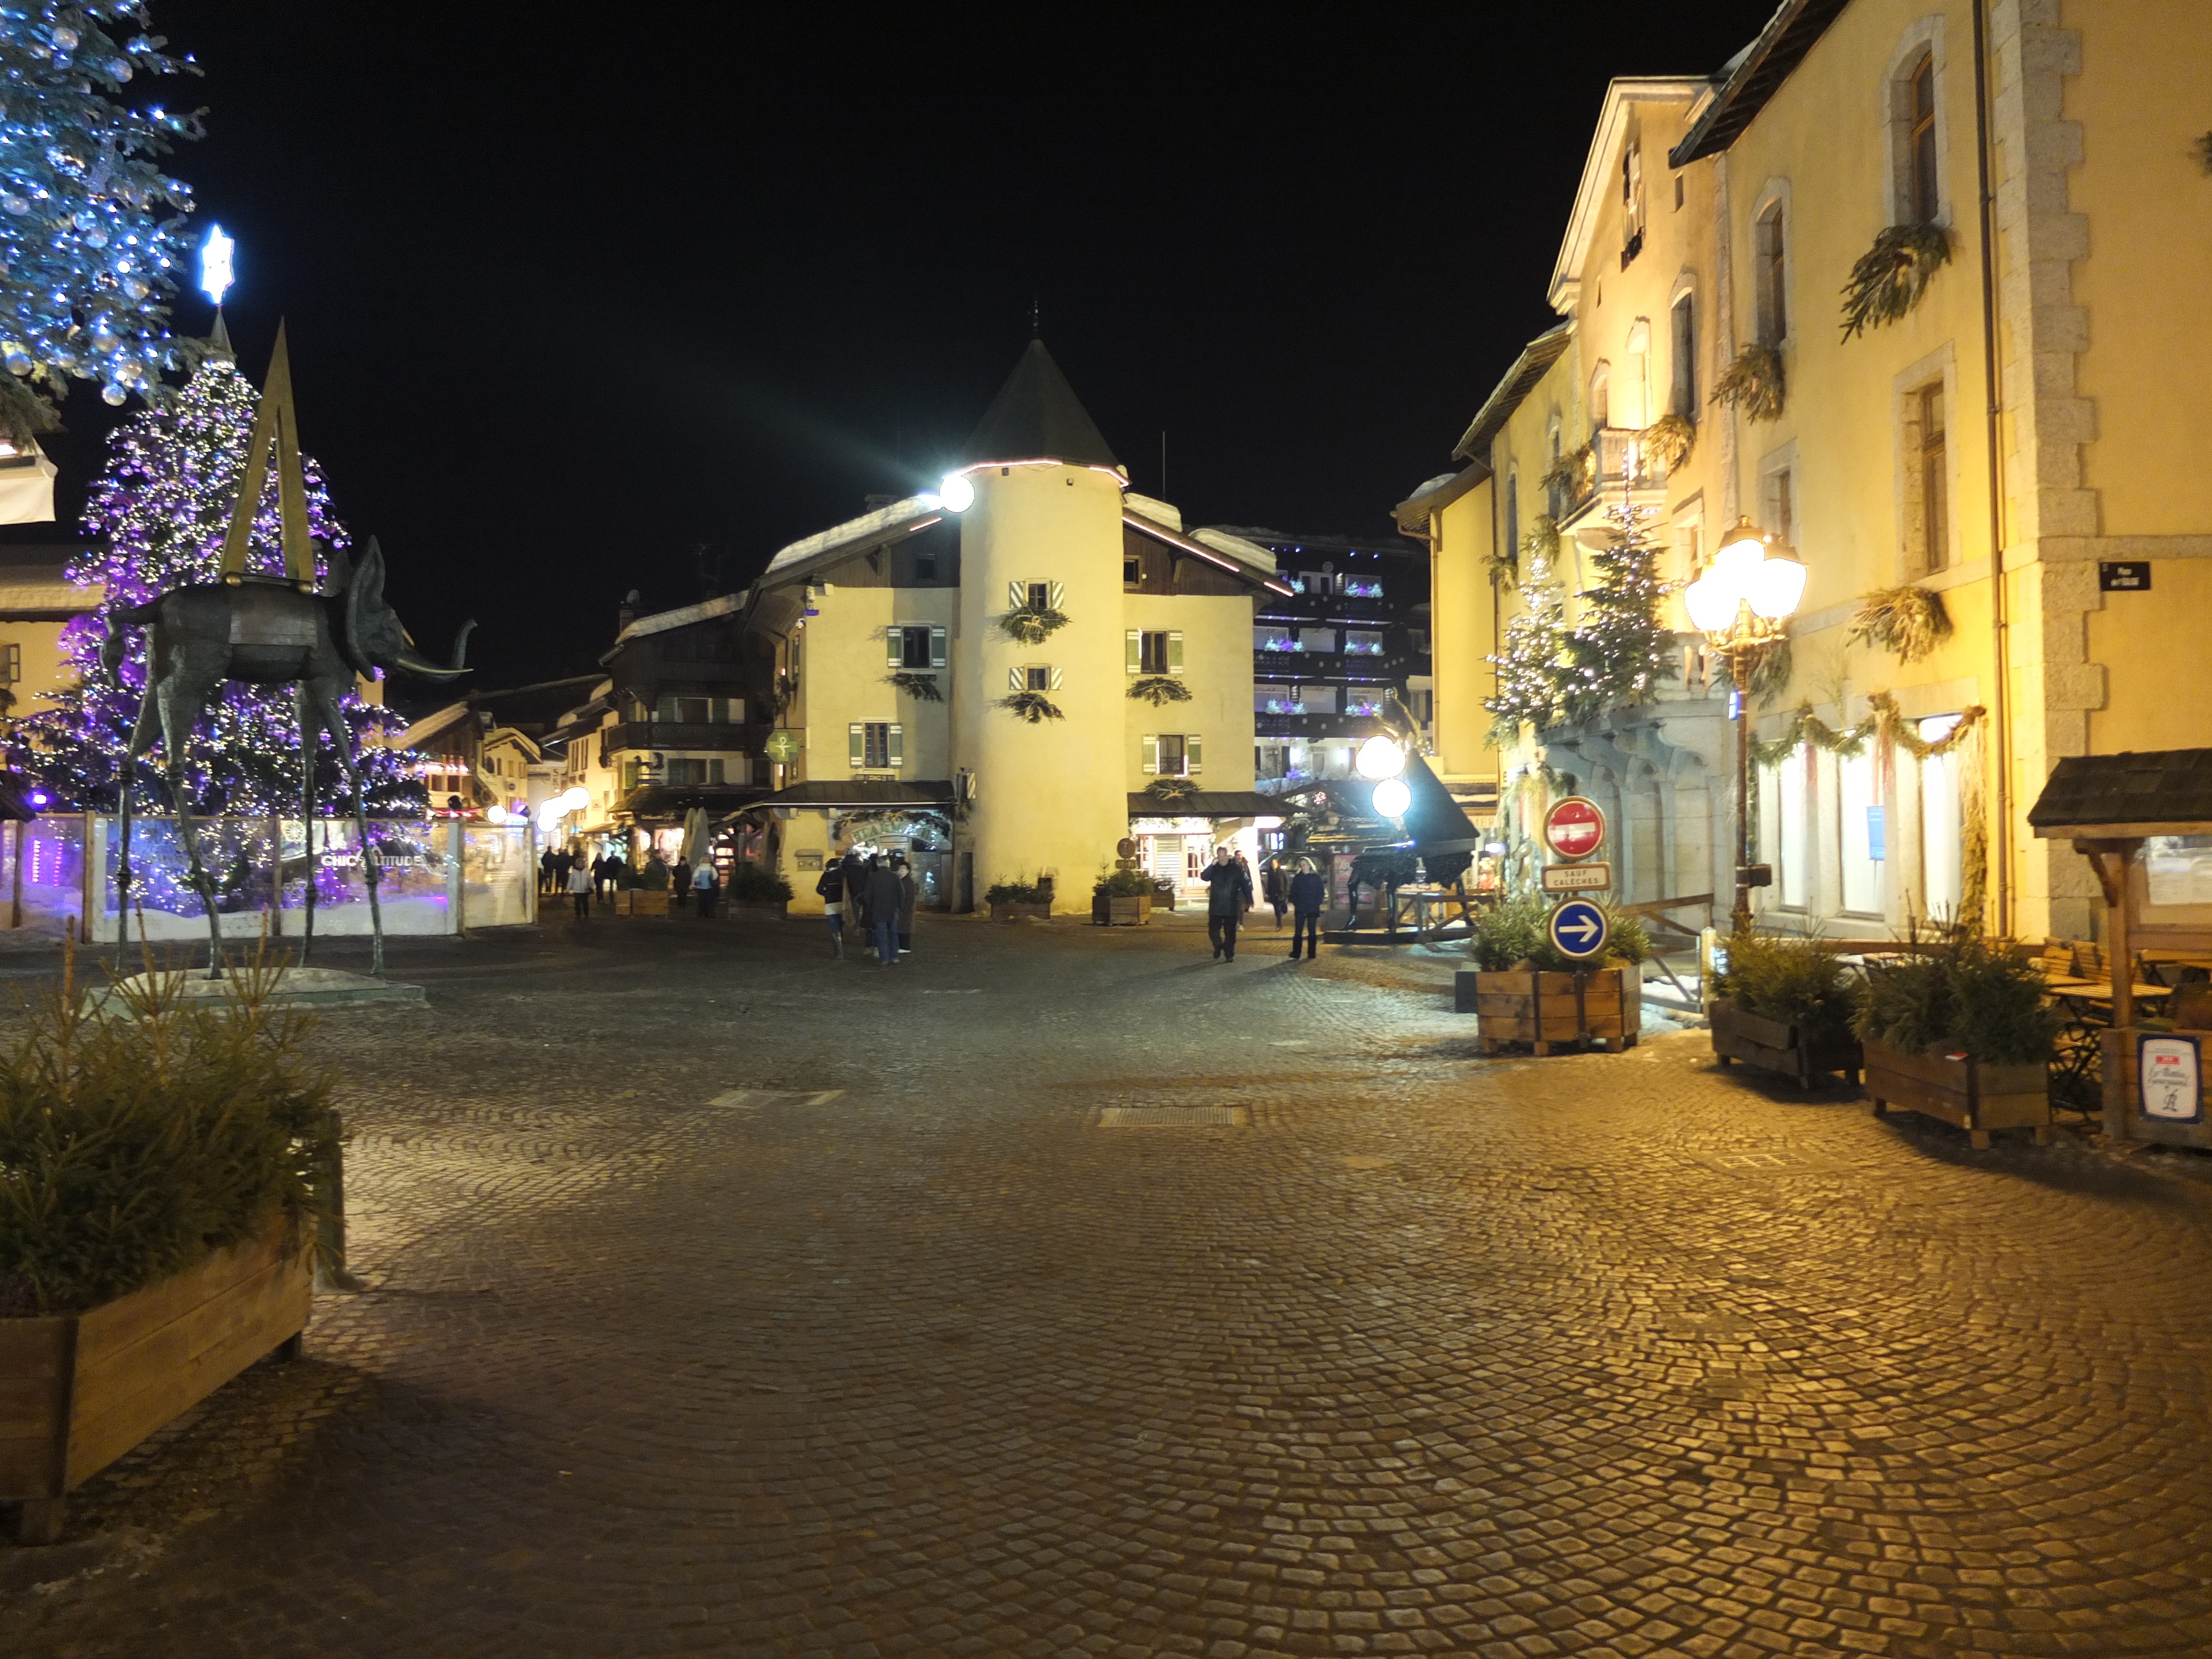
[1287,858,1327,961]
[863,858,904,966]
[1201,845,1254,961]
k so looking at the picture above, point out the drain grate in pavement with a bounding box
[1097,1105,1250,1128]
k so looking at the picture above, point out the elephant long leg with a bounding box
[312,681,384,978]
[296,683,319,966]
[156,681,224,979]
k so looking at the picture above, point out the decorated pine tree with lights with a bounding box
[1484,548,1572,741]
[17,348,420,820]
[1558,500,1676,724]
[0,7,203,441]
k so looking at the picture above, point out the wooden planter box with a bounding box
[1106,895,1153,926]
[1472,966,1639,1056]
[989,902,1051,921]
[1864,1037,2052,1149]
[615,889,671,917]
[1710,1000,1862,1088]
[2,1222,311,1543]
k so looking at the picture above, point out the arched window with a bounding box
[1670,290,1698,418]
[1884,23,1947,226]
[1590,361,1611,432]
[1504,472,1521,574]
[1907,53,1939,222]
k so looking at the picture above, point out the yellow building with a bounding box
[748,342,1288,912]
[1401,0,2211,943]
[0,442,102,720]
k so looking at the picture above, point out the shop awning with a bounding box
[748,779,957,811]
[1126,791,1282,819]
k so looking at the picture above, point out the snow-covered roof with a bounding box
[761,494,942,581]
[608,590,749,650]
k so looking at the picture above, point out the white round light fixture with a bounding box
[937,472,975,513]
[1371,777,1412,819]
[484,804,509,825]
[1355,734,1406,780]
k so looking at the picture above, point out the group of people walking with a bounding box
[542,845,720,921]
[1202,847,1326,962]
[814,850,918,966]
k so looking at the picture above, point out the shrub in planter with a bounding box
[1711,932,1861,1086]
[1093,867,1155,925]
[1471,896,1646,973]
[725,864,794,905]
[985,878,1050,919]
[1467,898,1648,1055]
[1853,934,2058,1146]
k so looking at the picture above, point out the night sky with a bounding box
[42,2,1778,692]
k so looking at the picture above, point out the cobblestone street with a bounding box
[4,911,2211,1657]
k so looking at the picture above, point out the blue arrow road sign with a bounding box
[1548,898,1609,959]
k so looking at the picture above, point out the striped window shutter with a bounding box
[1047,581,1065,609]
[1125,629,1141,674]
[848,723,865,766]
[1008,580,1027,607]
[887,724,904,768]
[1167,631,1184,674]
[929,625,947,668]
[1141,734,1158,774]
[1049,667,1064,690]
[1188,735,1203,775]
[886,626,903,668]
[1008,666,1026,692]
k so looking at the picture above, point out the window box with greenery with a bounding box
[1,963,333,1543]
[998,580,1068,646]
[1854,935,2057,1148]
[1839,223,1950,340]
[725,864,794,915]
[1093,867,1155,926]
[1709,932,1863,1088]
[1711,342,1785,422]
[985,879,1051,921]
[1460,897,1649,1056]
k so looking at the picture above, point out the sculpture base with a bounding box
[86,966,426,1017]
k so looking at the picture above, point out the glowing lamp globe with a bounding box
[1714,517,1768,579]
[1371,778,1412,818]
[937,472,975,513]
[1355,735,1405,780]
[1745,554,1807,621]
[485,804,509,825]
[199,224,235,307]
[1684,574,1740,637]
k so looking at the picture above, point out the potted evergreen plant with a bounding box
[1,954,334,1542]
[1710,932,1863,1087]
[1093,867,1154,925]
[724,863,793,916]
[1463,896,1649,1056]
[985,879,1051,921]
[1854,934,2057,1148]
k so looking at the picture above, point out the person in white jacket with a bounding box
[565,859,594,920]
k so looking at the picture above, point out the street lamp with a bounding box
[1683,517,1807,935]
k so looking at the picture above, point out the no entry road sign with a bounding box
[1548,898,1609,959]
[1542,796,1606,862]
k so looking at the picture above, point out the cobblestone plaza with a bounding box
[3,915,2210,1657]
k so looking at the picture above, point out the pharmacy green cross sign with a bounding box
[765,729,800,764]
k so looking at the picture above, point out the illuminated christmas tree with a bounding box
[1485,548,1572,742]
[0,8,202,441]
[1558,500,1675,724]
[17,349,421,826]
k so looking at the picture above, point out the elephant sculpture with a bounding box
[102,536,474,978]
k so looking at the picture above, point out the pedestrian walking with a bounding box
[595,851,619,899]
[864,858,904,966]
[565,857,593,920]
[692,857,718,919]
[839,851,867,944]
[893,854,917,956]
[551,846,574,896]
[1287,857,1325,961]
[816,859,848,956]
[1262,861,1287,929]
[540,847,559,894]
[1202,844,1253,961]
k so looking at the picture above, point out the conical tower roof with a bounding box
[962,340,1121,471]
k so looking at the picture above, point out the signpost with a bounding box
[1541,862,1612,893]
[1542,797,1605,862]
[1548,898,1609,960]
[764,730,800,765]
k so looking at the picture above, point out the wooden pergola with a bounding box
[2028,749,2212,1146]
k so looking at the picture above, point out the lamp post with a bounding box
[1683,517,1807,936]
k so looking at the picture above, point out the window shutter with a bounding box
[1126,629,1141,674]
[1008,579,1026,608]
[1049,667,1064,690]
[1141,735,1158,775]
[887,723,904,768]
[1167,631,1184,674]
[1188,735,1203,775]
[1009,666,1026,692]
[848,723,864,767]
[886,626,903,669]
[1047,580,1065,609]
[929,625,947,668]
[709,759,725,784]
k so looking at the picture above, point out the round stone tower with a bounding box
[950,342,1131,905]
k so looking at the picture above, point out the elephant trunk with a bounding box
[392,619,475,681]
